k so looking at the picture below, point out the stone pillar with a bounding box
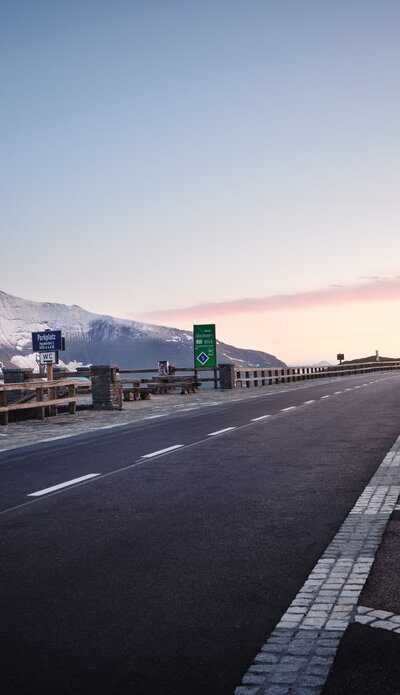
[2,367,34,403]
[90,365,121,410]
[218,363,235,389]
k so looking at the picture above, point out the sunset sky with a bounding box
[2,1,400,364]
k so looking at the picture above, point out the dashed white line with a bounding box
[28,474,100,497]
[345,388,352,391]
[141,444,184,458]
[321,395,330,399]
[334,391,342,395]
[281,406,297,412]
[303,400,315,405]
[208,427,236,436]
[251,415,272,422]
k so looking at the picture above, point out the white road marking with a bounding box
[141,444,184,458]
[281,406,296,412]
[28,474,100,497]
[334,391,342,394]
[321,395,330,399]
[303,400,315,405]
[208,427,236,436]
[251,415,271,421]
[354,385,361,389]
[345,388,352,391]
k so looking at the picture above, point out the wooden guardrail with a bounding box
[0,379,90,425]
[115,360,400,391]
[234,360,400,387]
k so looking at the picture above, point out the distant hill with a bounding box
[0,290,287,371]
[341,355,400,364]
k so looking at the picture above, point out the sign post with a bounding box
[193,324,217,369]
[32,331,65,415]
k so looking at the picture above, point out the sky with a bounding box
[1,0,400,364]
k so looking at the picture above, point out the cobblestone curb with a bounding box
[235,438,400,694]
[355,605,400,633]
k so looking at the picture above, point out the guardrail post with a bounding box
[90,365,121,410]
[219,363,235,389]
[2,368,34,404]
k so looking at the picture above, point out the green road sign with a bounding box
[194,324,217,368]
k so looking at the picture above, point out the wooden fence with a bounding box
[47,360,400,389]
[234,360,400,387]
[0,379,90,425]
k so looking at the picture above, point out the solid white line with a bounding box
[208,427,236,436]
[141,444,184,458]
[28,474,100,497]
[251,415,272,421]
[281,406,296,412]
[303,400,315,405]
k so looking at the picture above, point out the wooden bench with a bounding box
[120,379,159,401]
[151,376,198,394]
[0,379,89,425]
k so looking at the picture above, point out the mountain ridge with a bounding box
[0,290,287,371]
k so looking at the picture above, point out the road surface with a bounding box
[1,373,400,694]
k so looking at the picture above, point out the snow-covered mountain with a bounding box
[0,290,287,371]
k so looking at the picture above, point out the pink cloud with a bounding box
[139,277,400,322]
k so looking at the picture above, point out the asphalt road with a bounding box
[1,373,400,694]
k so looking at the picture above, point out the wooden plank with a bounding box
[0,397,77,413]
[0,379,89,391]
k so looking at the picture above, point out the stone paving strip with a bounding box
[0,375,364,454]
[234,437,400,695]
[354,606,400,633]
